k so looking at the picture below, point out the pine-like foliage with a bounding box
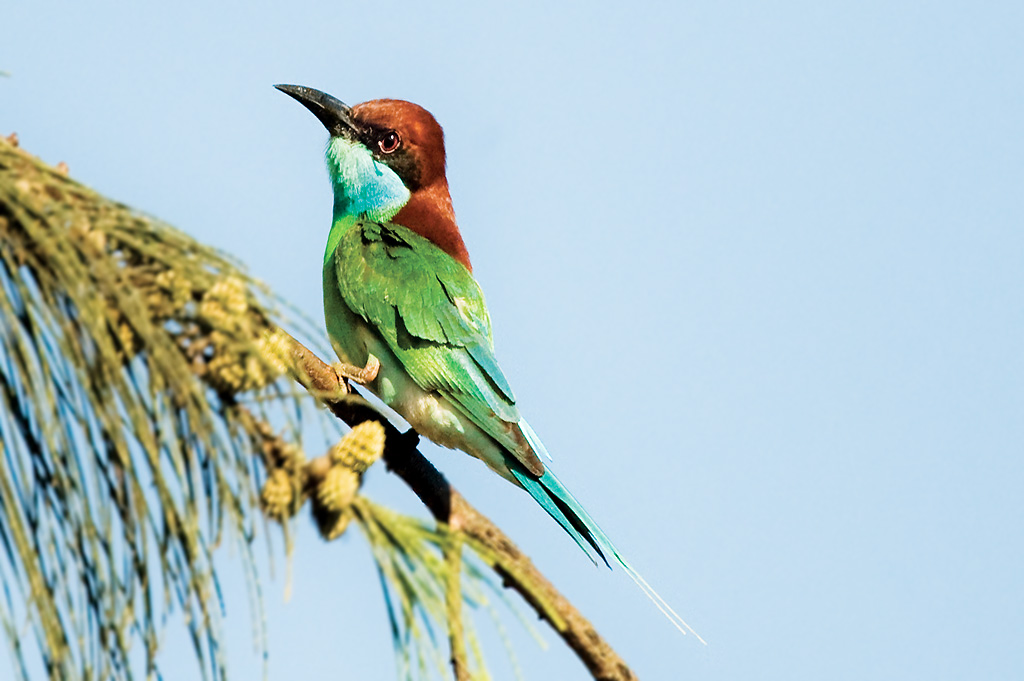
[0,133,313,679]
[0,137,534,681]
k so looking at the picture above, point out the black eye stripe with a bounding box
[362,125,420,189]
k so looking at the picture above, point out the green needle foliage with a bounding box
[354,499,542,681]
[0,135,305,680]
[0,137,535,681]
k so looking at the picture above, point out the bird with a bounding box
[276,84,700,640]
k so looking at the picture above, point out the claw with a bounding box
[333,354,380,385]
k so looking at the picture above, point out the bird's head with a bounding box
[276,84,470,269]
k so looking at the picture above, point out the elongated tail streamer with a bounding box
[509,425,705,642]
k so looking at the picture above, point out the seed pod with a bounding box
[317,465,359,513]
[330,421,386,473]
[260,468,295,520]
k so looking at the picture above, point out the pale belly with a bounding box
[323,266,515,482]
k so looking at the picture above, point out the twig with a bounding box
[286,336,639,681]
[444,533,471,681]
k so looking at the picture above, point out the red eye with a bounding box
[378,131,401,154]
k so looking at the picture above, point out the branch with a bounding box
[0,135,639,680]
[286,336,639,681]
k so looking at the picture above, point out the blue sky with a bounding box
[4,1,1023,679]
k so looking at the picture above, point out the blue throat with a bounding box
[323,137,411,266]
[326,137,410,222]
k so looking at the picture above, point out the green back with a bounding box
[334,220,542,468]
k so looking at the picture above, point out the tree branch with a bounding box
[0,135,639,680]
[286,336,639,681]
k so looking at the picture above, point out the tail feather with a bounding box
[509,454,705,643]
[509,466,602,565]
[518,419,553,462]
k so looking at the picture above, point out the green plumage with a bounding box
[274,82,700,637]
[324,215,701,637]
[328,217,542,475]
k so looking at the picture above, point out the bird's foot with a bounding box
[332,354,380,386]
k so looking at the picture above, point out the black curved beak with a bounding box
[275,84,357,138]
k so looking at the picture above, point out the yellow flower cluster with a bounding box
[153,269,193,315]
[255,329,290,378]
[69,218,108,255]
[260,468,297,521]
[195,278,285,394]
[311,421,386,541]
[317,465,360,513]
[259,434,306,521]
[329,419,386,473]
[260,421,386,541]
[198,277,248,333]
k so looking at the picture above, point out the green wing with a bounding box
[334,220,542,474]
